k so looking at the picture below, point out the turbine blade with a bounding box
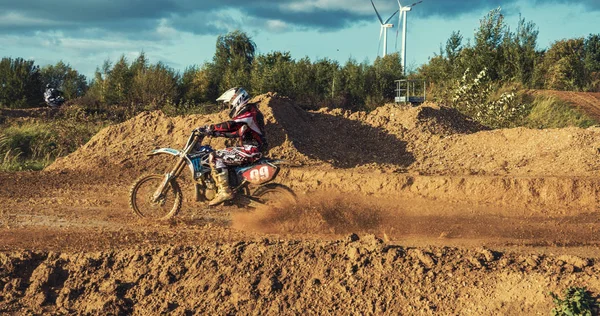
[384,10,399,24]
[395,12,401,50]
[409,0,423,7]
[397,0,403,9]
[371,0,384,24]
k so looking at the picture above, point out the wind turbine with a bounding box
[371,0,398,58]
[395,0,423,74]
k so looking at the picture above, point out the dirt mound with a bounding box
[414,126,600,176]
[47,93,600,177]
[352,102,487,138]
[46,94,312,173]
[46,95,484,173]
[46,109,223,174]
[1,239,598,315]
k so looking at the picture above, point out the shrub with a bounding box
[451,67,528,128]
[550,287,598,316]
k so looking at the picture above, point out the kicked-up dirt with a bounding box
[2,93,600,314]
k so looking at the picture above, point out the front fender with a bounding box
[147,148,181,157]
[147,148,207,180]
[147,148,181,156]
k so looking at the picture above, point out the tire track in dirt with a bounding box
[4,93,600,314]
[533,90,600,121]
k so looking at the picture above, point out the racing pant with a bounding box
[209,145,262,170]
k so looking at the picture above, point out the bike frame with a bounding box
[149,131,203,203]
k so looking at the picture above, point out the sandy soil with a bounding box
[2,93,600,314]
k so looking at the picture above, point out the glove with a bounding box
[195,125,214,136]
[204,125,215,136]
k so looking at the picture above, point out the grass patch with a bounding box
[0,112,107,171]
[525,95,598,129]
[0,101,219,172]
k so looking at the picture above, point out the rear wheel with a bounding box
[129,174,182,220]
[251,183,296,206]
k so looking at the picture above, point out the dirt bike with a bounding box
[44,89,65,107]
[129,128,295,220]
[45,96,65,107]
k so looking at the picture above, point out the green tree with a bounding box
[537,38,586,90]
[0,57,43,108]
[40,61,88,100]
[472,7,507,81]
[368,53,404,105]
[583,34,600,91]
[339,58,367,110]
[180,65,202,104]
[194,63,220,103]
[501,15,538,86]
[131,62,179,108]
[130,52,149,76]
[290,57,316,106]
[446,31,463,66]
[312,58,340,106]
[87,60,112,104]
[251,51,294,97]
[106,55,133,104]
[213,30,256,95]
[584,34,600,73]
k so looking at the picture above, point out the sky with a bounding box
[1,0,599,79]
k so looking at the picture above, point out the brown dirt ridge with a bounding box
[48,92,600,177]
[1,235,599,315]
[2,92,600,315]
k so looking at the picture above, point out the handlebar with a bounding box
[193,127,209,136]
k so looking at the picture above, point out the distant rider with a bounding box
[44,84,63,107]
[197,87,268,206]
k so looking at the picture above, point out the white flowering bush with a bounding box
[451,67,528,128]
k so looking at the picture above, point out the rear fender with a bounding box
[264,159,289,166]
[238,161,280,185]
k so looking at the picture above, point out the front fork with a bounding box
[152,154,188,202]
[152,173,173,203]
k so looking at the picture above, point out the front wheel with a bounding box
[251,183,296,206]
[129,174,182,220]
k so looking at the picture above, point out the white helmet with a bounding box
[216,87,250,118]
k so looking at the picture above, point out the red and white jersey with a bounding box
[209,103,267,151]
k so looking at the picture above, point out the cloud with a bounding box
[0,0,597,39]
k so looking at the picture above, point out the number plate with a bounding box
[241,164,278,184]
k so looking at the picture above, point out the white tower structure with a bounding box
[371,0,398,57]
[396,0,422,74]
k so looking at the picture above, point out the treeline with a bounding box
[417,8,600,127]
[1,8,599,117]
[419,8,600,93]
[0,31,403,112]
[87,31,404,111]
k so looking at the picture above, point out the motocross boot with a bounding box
[209,168,234,206]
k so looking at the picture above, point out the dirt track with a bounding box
[534,90,600,122]
[2,94,600,314]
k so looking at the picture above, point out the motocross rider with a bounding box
[44,84,62,107]
[197,87,268,206]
